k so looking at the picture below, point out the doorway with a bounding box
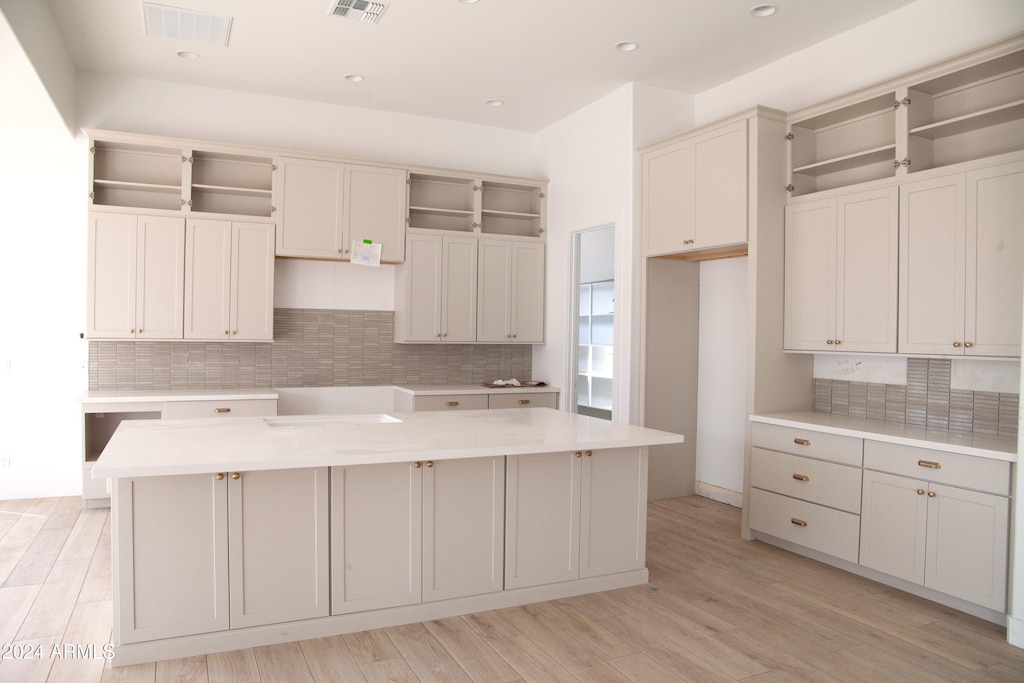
[570,225,615,420]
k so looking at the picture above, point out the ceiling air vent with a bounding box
[142,2,232,46]
[328,0,388,24]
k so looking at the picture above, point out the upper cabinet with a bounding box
[407,173,546,239]
[477,238,545,343]
[89,134,275,219]
[787,40,1024,198]
[276,157,407,263]
[642,110,780,258]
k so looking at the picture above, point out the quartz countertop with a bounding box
[93,407,684,478]
[393,384,559,395]
[751,411,1017,462]
[79,389,279,404]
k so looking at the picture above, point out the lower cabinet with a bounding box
[113,467,329,644]
[504,448,647,589]
[330,457,504,615]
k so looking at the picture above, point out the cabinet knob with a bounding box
[575,451,582,458]
[224,331,229,335]
[928,491,936,498]
[426,461,433,468]
[834,340,841,345]
[916,489,925,495]
[792,473,809,482]
[953,341,961,348]
[231,472,240,480]
[413,461,422,469]
[215,473,225,480]
[129,329,135,334]
[585,450,593,457]
[231,330,237,335]
[442,333,448,338]
[965,342,973,348]
[826,339,834,345]
[790,518,808,527]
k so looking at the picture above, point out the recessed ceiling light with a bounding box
[458,0,480,4]
[176,50,200,60]
[749,4,778,17]
[614,41,639,52]
[484,99,504,107]
[344,74,365,82]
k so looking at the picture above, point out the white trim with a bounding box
[695,481,743,508]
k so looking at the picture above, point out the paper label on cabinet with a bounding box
[350,240,382,266]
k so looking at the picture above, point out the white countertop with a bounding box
[93,408,684,478]
[79,389,279,404]
[751,411,1017,462]
[393,384,558,395]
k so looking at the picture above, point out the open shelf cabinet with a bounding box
[407,173,546,238]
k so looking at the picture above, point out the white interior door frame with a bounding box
[566,223,615,417]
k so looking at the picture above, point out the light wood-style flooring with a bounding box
[2,494,1024,682]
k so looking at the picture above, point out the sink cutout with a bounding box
[264,414,401,428]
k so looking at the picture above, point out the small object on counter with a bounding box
[482,379,548,388]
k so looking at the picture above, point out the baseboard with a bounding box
[694,481,743,508]
[1008,615,1024,648]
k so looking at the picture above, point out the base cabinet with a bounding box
[504,448,647,589]
[113,467,329,644]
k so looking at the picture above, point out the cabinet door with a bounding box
[965,162,1024,357]
[441,235,478,342]
[331,463,422,614]
[505,452,581,589]
[642,138,693,256]
[836,186,898,352]
[784,199,836,351]
[925,482,1008,611]
[510,241,545,343]
[899,174,966,355]
[476,238,512,342]
[402,234,443,341]
[423,457,504,602]
[229,222,275,340]
[859,470,927,585]
[113,474,228,644]
[692,119,748,250]
[344,164,407,263]
[579,448,647,578]
[88,213,137,338]
[228,468,329,628]
[135,215,186,340]
[277,157,343,258]
[184,219,232,339]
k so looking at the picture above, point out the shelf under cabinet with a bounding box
[910,99,1024,139]
[792,144,897,177]
[409,205,474,218]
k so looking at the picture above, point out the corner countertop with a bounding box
[393,384,559,395]
[750,411,1017,462]
[92,407,683,479]
[79,389,279,404]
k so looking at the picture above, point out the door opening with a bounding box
[570,225,615,420]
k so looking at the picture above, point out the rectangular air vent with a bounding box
[328,0,388,24]
[143,2,233,46]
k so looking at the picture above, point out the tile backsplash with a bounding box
[88,309,533,391]
[813,357,1018,436]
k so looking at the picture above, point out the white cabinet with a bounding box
[423,457,505,601]
[276,157,407,262]
[394,233,477,342]
[860,449,1010,613]
[477,238,545,343]
[504,448,647,589]
[184,220,275,341]
[113,467,329,644]
[784,186,898,352]
[87,213,185,339]
[331,457,504,614]
[899,161,1024,357]
[641,117,753,256]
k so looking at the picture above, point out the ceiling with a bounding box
[47,0,917,132]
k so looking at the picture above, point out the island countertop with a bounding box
[93,407,685,479]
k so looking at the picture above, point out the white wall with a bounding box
[579,226,614,285]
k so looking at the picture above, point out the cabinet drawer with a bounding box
[488,393,557,410]
[751,422,862,466]
[750,448,861,514]
[749,488,860,563]
[863,441,1010,495]
[413,394,489,411]
[161,399,278,420]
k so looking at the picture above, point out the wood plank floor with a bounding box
[3,494,1024,682]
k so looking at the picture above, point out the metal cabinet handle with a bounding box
[517,399,530,405]
[231,472,240,480]
[575,451,582,458]
[585,450,593,457]
[918,460,941,469]
[791,518,808,527]
[214,407,231,413]
[444,401,459,407]
[794,438,811,446]
[426,461,433,468]
[917,489,925,495]
[413,462,422,469]
[792,474,809,482]
[215,473,224,481]
[953,341,962,348]
[965,342,973,348]
[928,491,936,498]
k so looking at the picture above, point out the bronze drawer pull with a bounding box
[918,460,941,469]
[792,473,809,482]
[517,399,530,405]
[790,518,808,527]
[214,407,231,413]
[444,401,459,407]
[794,438,811,446]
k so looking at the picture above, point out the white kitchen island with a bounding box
[93,407,684,666]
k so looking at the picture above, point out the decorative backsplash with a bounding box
[813,357,1018,436]
[88,309,533,391]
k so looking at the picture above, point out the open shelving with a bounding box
[189,150,275,217]
[480,181,545,238]
[91,141,184,210]
[407,173,477,232]
[407,173,546,238]
[577,280,613,416]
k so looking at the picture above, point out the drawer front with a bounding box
[413,394,489,411]
[751,422,862,466]
[750,448,861,514]
[488,393,557,410]
[161,399,278,419]
[749,488,860,563]
[863,440,1010,495]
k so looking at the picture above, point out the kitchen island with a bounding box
[93,407,684,665]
